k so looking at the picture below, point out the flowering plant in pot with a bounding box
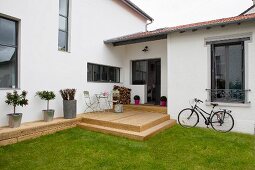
[60,89,76,119]
[5,90,28,128]
[160,96,167,107]
[134,95,140,105]
[36,91,56,122]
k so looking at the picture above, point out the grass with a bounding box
[0,126,254,170]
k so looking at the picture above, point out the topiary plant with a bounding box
[36,91,56,111]
[160,96,167,102]
[5,90,28,114]
[134,95,140,100]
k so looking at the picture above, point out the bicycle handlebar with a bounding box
[194,98,204,103]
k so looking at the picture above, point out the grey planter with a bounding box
[43,110,55,122]
[63,100,77,119]
[7,113,22,128]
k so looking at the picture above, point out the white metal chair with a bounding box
[84,91,95,112]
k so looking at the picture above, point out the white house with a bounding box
[0,0,255,135]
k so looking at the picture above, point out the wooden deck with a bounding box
[78,108,176,141]
[0,105,175,146]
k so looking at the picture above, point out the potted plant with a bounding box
[134,95,140,105]
[5,90,28,128]
[36,91,56,122]
[160,96,167,107]
[60,89,77,119]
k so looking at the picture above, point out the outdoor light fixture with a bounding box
[142,46,149,52]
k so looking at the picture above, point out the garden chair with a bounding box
[84,91,95,112]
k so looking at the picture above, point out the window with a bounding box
[87,63,120,83]
[0,17,18,89]
[211,41,245,103]
[58,0,69,51]
[132,60,147,85]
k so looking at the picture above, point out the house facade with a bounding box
[0,0,254,135]
[0,0,155,126]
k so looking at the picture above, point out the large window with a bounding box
[87,63,120,83]
[58,0,69,51]
[0,17,18,88]
[132,60,147,85]
[211,41,245,103]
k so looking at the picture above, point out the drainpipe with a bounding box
[145,19,154,32]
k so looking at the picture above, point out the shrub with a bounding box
[134,95,140,100]
[60,89,76,100]
[160,96,167,102]
[5,90,28,114]
[36,91,56,111]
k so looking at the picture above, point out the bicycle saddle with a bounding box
[211,103,218,107]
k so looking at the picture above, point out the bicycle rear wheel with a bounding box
[211,111,234,132]
[178,108,199,128]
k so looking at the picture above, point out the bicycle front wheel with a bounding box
[178,108,199,128]
[211,111,234,132]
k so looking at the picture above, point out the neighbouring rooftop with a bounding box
[105,13,255,46]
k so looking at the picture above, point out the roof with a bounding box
[105,13,255,46]
[121,0,153,21]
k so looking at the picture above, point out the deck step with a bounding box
[77,119,176,141]
[124,105,167,114]
[82,114,170,132]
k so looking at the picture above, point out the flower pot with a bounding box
[160,101,167,107]
[63,100,77,119]
[7,113,22,128]
[135,100,140,105]
[114,104,123,113]
[43,110,55,122]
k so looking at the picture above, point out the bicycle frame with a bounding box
[191,104,216,123]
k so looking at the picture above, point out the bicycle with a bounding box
[178,98,234,132]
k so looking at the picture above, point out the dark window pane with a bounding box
[214,46,226,90]
[58,31,67,51]
[87,64,93,82]
[0,18,16,46]
[59,0,68,17]
[116,68,120,83]
[101,66,109,81]
[93,65,100,81]
[132,60,147,85]
[109,67,115,82]
[0,45,17,88]
[228,44,243,89]
[59,16,67,31]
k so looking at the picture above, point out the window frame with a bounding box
[210,41,245,103]
[0,15,19,89]
[87,63,120,83]
[58,0,69,52]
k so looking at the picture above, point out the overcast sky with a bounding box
[131,0,253,30]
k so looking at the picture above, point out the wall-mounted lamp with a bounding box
[142,46,149,52]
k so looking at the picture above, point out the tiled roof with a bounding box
[105,13,255,44]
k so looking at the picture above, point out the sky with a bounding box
[131,0,253,30]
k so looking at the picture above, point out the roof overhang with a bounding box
[105,13,255,46]
[121,0,153,21]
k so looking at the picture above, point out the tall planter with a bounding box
[63,100,77,119]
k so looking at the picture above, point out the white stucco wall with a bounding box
[124,39,168,104]
[0,0,147,126]
[167,22,255,134]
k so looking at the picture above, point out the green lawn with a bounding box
[0,126,254,170]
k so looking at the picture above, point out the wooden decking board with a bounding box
[78,120,176,141]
